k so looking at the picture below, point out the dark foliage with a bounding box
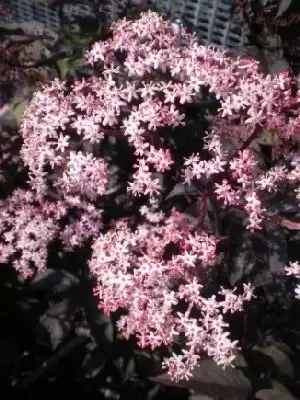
[231,0,300,75]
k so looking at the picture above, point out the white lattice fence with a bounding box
[0,0,61,30]
[0,0,246,48]
[157,0,246,48]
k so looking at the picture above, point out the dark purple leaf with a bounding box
[276,0,293,17]
[30,269,79,295]
[254,344,294,378]
[152,359,251,400]
[0,338,20,373]
[256,380,297,400]
[82,348,105,379]
[37,299,78,349]
[266,223,288,275]
[166,183,198,200]
[229,230,256,286]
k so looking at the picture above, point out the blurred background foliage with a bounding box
[0,1,300,399]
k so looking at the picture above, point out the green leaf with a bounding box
[0,105,17,128]
[9,99,28,122]
[257,129,275,145]
[68,34,90,46]
[57,57,71,79]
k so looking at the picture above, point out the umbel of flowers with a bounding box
[1,11,299,381]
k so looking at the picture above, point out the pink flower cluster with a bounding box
[0,189,102,278]
[1,10,298,381]
[0,189,58,278]
[21,12,300,206]
[90,206,253,381]
[20,79,109,199]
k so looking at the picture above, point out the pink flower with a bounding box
[285,261,300,277]
[214,180,238,206]
[285,262,300,299]
[244,191,266,231]
[229,149,257,187]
